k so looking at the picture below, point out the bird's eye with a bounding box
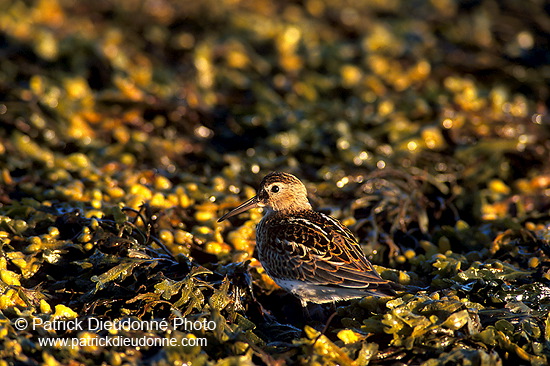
[271,185,280,193]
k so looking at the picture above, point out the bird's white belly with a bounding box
[274,279,367,305]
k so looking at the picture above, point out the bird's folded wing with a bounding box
[267,212,389,289]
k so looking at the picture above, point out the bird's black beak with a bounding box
[217,195,259,222]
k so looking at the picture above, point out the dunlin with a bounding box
[218,172,398,306]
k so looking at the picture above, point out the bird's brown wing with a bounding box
[263,211,391,290]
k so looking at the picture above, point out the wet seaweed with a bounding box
[0,0,549,364]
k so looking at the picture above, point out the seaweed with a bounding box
[0,0,549,364]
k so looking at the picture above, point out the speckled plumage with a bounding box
[218,172,397,306]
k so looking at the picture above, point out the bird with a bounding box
[218,172,399,307]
